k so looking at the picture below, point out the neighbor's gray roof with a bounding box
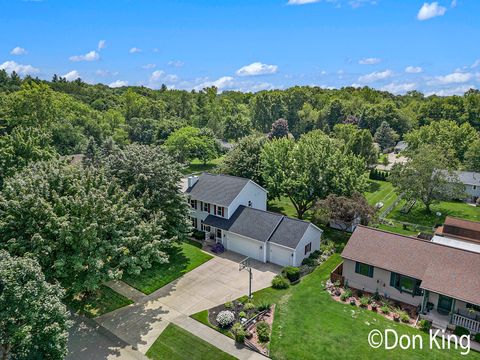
[455,170,480,186]
[394,141,408,150]
[185,173,251,207]
[203,206,317,249]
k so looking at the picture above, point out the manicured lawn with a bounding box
[182,157,224,175]
[364,179,398,210]
[387,199,480,228]
[224,255,479,359]
[268,196,307,220]
[190,310,233,339]
[123,239,212,295]
[321,226,351,252]
[146,323,235,360]
[65,285,133,318]
[372,223,419,236]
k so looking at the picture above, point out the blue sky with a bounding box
[0,0,479,95]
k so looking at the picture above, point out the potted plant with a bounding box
[371,303,378,312]
[393,313,400,322]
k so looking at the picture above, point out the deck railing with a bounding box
[452,313,480,334]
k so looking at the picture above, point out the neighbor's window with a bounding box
[216,228,222,238]
[191,217,197,229]
[304,242,312,255]
[217,206,223,216]
[190,199,197,209]
[355,262,374,278]
[203,202,209,212]
[467,303,480,312]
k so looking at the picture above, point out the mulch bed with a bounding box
[246,305,275,356]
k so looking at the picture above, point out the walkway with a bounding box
[96,251,278,359]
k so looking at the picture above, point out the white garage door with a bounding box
[225,232,264,262]
[268,244,293,267]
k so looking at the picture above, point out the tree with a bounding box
[0,160,173,295]
[102,144,191,240]
[313,193,375,231]
[294,103,320,137]
[218,134,267,186]
[464,139,480,172]
[333,124,377,166]
[0,250,71,360]
[163,126,219,164]
[268,118,289,139]
[390,145,465,213]
[374,121,398,151]
[223,104,252,140]
[261,130,367,219]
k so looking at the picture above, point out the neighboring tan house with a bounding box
[339,225,480,333]
[432,216,480,253]
[185,173,322,267]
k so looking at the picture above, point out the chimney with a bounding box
[188,175,199,188]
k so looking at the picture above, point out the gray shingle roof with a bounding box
[455,170,480,186]
[203,205,316,249]
[185,173,250,207]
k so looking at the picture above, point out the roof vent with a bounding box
[188,175,199,188]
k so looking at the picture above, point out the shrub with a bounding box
[340,289,352,302]
[474,333,480,343]
[320,241,335,254]
[310,250,321,259]
[224,301,233,309]
[243,302,255,311]
[216,310,235,327]
[239,311,246,319]
[359,296,370,307]
[231,322,246,343]
[454,326,470,337]
[257,301,271,312]
[238,295,249,304]
[302,257,315,266]
[256,321,270,343]
[272,275,290,289]
[192,229,205,240]
[282,266,301,283]
[418,319,431,332]
[400,313,410,323]
[371,290,381,301]
[380,305,390,314]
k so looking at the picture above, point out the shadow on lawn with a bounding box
[366,180,381,192]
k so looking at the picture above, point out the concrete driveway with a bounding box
[95,250,280,355]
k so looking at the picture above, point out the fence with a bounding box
[330,262,344,286]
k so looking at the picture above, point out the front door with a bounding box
[437,294,453,315]
[216,228,222,243]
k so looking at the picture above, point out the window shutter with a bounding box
[390,272,396,287]
[221,207,224,217]
[208,203,211,213]
[355,262,360,273]
[214,205,217,214]
[200,201,203,211]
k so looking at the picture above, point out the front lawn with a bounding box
[268,196,307,220]
[364,179,398,211]
[65,285,133,318]
[146,323,235,360]
[123,239,212,295]
[387,199,480,228]
[182,157,224,175]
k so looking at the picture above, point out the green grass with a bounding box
[268,196,307,220]
[65,285,133,318]
[373,223,420,236]
[182,157,224,175]
[262,255,480,359]
[387,199,480,228]
[321,226,351,252]
[123,240,213,295]
[364,179,398,210]
[190,310,234,339]
[146,323,235,360]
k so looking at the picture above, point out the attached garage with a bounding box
[268,243,293,267]
[224,232,265,262]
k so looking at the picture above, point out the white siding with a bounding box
[465,184,480,199]
[267,243,293,267]
[227,181,267,218]
[342,259,423,306]
[292,225,322,267]
[224,231,266,262]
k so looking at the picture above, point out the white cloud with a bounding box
[471,60,480,69]
[62,70,80,81]
[142,64,156,69]
[129,47,142,53]
[195,76,235,91]
[359,57,381,65]
[320,70,327,75]
[10,46,27,55]
[358,69,393,83]
[145,70,179,88]
[109,80,129,88]
[426,84,475,96]
[431,72,472,85]
[236,62,278,76]
[98,40,106,51]
[287,0,319,4]
[168,60,185,68]
[381,82,417,94]
[0,61,39,75]
[69,50,100,62]
[417,2,447,21]
[450,0,457,8]
[405,66,423,73]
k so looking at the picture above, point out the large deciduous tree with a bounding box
[0,160,173,295]
[374,121,398,151]
[268,118,290,140]
[464,139,480,172]
[333,124,378,166]
[390,145,465,213]
[0,250,71,360]
[261,130,367,219]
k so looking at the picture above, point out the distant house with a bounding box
[393,141,408,154]
[455,170,480,203]
[338,225,480,333]
[433,216,480,253]
[185,173,322,266]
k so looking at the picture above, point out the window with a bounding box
[217,206,223,216]
[190,199,197,209]
[203,202,209,212]
[304,242,312,255]
[201,220,210,232]
[355,262,374,278]
[216,229,222,239]
[390,272,422,296]
[191,217,198,229]
[467,303,480,312]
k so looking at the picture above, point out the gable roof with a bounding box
[437,216,480,244]
[341,226,480,306]
[185,173,252,207]
[203,206,319,249]
[454,170,480,186]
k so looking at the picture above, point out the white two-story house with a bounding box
[185,173,322,267]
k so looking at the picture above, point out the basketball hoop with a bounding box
[239,257,253,299]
